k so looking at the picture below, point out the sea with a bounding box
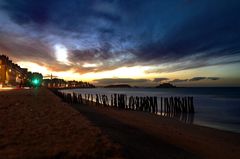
[61,87,240,133]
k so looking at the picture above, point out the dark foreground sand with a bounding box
[72,100,240,159]
[1,88,240,159]
[0,88,122,159]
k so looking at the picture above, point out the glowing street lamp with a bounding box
[32,78,40,86]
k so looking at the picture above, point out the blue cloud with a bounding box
[0,0,240,73]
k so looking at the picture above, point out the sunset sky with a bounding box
[0,0,240,86]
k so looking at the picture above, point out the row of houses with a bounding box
[0,54,95,88]
[42,79,95,88]
[0,55,28,87]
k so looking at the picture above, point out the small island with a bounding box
[156,83,176,88]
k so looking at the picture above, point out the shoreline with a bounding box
[81,102,240,134]
[53,88,240,159]
[1,88,240,158]
[54,88,240,158]
[70,100,240,159]
[59,87,240,134]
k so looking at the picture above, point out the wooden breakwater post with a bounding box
[153,97,158,114]
[99,94,103,105]
[126,96,158,114]
[110,95,113,107]
[91,94,93,103]
[117,94,127,109]
[78,93,83,104]
[96,94,100,106]
[53,90,195,121]
[84,94,91,104]
[72,92,78,104]
[113,94,117,107]
[101,95,109,106]
[161,96,195,115]
[62,93,72,104]
[128,96,134,110]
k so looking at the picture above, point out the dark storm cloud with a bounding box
[0,32,53,59]
[207,77,220,81]
[69,48,113,62]
[170,79,188,83]
[189,77,207,81]
[170,77,220,83]
[153,78,169,83]
[189,77,220,82]
[0,0,51,24]
[0,0,240,74]
[132,0,240,69]
[95,77,221,86]
[94,78,150,85]
[0,0,121,29]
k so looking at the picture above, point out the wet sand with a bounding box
[0,88,122,159]
[72,103,199,159]
[71,101,240,159]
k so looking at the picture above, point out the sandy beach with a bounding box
[73,101,240,159]
[1,88,240,159]
[0,88,122,159]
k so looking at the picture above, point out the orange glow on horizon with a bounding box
[15,60,240,86]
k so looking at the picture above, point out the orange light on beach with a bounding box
[0,87,14,91]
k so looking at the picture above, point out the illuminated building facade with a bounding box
[0,55,28,87]
[42,79,95,88]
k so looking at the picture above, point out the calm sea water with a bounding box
[62,87,240,133]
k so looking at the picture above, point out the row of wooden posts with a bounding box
[54,90,195,115]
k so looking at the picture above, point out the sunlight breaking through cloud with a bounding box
[54,44,70,65]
